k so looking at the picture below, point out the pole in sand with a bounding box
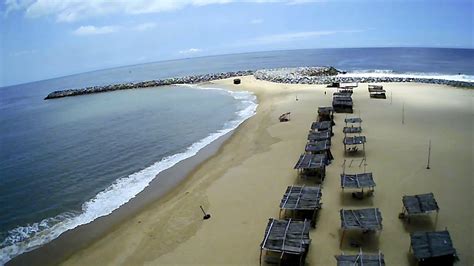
[426,139,431,169]
[200,206,211,220]
[402,103,405,124]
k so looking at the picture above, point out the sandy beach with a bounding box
[60,76,473,265]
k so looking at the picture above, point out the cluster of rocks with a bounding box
[44,70,254,99]
[254,67,474,87]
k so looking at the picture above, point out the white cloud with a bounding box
[250,18,264,24]
[5,0,318,22]
[132,22,157,31]
[10,49,37,57]
[73,25,119,36]
[179,48,202,54]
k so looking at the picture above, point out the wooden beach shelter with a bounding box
[345,117,363,126]
[294,153,327,182]
[343,126,362,134]
[368,85,386,99]
[343,136,366,153]
[339,208,383,247]
[259,218,311,266]
[311,120,333,132]
[317,106,334,125]
[341,172,375,199]
[279,185,322,227]
[332,95,353,113]
[307,130,332,144]
[335,249,385,266]
[409,230,457,266]
[400,193,439,225]
[305,140,334,163]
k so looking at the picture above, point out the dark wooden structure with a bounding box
[335,249,385,266]
[307,130,332,143]
[333,95,353,113]
[294,153,327,181]
[341,172,375,199]
[410,230,457,266]
[343,126,362,134]
[401,193,439,224]
[327,82,340,88]
[343,136,366,153]
[317,106,334,124]
[305,140,333,163]
[368,85,386,99]
[340,208,383,247]
[311,120,333,131]
[345,117,362,125]
[279,185,322,227]
[260,218,311,265]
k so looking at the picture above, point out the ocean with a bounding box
[0,47,473,264]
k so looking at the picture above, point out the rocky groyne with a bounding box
[254,67,474,87]
[44,70,254,99]
[45,67,473,100]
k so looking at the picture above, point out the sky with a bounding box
[0,0,472,86]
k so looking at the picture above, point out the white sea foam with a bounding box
[0,86,258,265]
[339,69,474,82]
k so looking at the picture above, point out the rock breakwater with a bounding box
[254,67,474,87]
[44,70,254,99]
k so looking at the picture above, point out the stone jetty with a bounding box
[44,70,254,99]
[44,67,473,100]
[254,67,474,87]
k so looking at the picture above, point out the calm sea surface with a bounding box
[0,47,473,263]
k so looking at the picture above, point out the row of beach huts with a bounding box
[258,83,457,265]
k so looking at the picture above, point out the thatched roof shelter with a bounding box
[368,85,384,92]
[280,185,322,211]
[345,117,363,124]
[401,193,440,225]
[260,218,311,265]
[294,153,327,181]
[335,250,385,266]
[343,126,362,134]
[279,185,322,226]
[311,121,333,131]
[341,173,375,189]
[368,85,386,98]
[317,106,335,124]
[340,208,382,231]
[334,92,352,97]
[318,106,334,115]
[333,96,353,113]
[343,136,366,153]
[402,193,439,215]
[308,130,331,142]
[410,230,456,265]
[294,153,327,169]
[305,140,333,162]
[343,136,366,145]
[339,208,382,247]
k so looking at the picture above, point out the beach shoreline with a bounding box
[9,77,473,266]
[6,119,239,266]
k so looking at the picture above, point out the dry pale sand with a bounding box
[62,77,473,266]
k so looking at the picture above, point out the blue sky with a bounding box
[0,0,472,86]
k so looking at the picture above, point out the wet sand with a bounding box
[61,77,473,265]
